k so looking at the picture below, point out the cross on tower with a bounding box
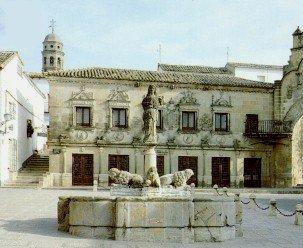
[49,19,56,33]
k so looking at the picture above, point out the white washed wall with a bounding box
[234,67,282,83]
[0,55,46,184]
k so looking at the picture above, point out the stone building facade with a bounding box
[39,27,303,189]
[43,65,280,188]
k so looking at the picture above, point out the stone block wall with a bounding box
[58,194,237,243]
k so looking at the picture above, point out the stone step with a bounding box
[16,175,44,180]
[26,163,49,167]
[21,166,49,170]
[3,182,39,188]
[9,177,40,181]
[27,160,49,163]
[18,171,46,175]
[22,166,49,170]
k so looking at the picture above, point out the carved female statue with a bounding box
[141,85,159,144]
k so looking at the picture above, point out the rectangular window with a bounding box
[215,113,229,131]
[182,111,196,131]
[112,108,127,128]
[257,75,266,82]
[76,107,91,126]
[156,110,163,130]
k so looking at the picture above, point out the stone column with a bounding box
[230,156,237,187]
[268,198,277,217]
[144,146,157,175]
[203,155,212,187]
[99,147,104,174]
[249,194,256,210]
[294,204,303,225]
[62,146,67,173]
[236,158,244,187]
[98,147,108,187]
[234,193,243,237]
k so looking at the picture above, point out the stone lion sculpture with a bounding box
[144,166,161,187]
[108,168,144,187]
[160,169,194,187]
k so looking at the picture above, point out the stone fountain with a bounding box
[57,85,239,243]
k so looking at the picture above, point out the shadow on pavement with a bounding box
[0,218,78,238]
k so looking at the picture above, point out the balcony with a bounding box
[244,120,292,139]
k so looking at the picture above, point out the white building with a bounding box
[0,51,47,185]
[158,62,283,84]
[226,62,283,83]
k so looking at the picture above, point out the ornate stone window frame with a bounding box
[107,88,130,131]
[157,107,165,132]
[68,87,95,129]
[177,91,200,134]
[212,111,231,134]
[211,93,233,134]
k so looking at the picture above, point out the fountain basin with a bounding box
[58,192,238,242]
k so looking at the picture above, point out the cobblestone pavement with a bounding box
[0,188,302,248]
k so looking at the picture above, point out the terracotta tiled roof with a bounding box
[28,72,47,78]
[0,51,17,69]
[158,63,232,74]
[43,67,273,89]
[226,62,283,70]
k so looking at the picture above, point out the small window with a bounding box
[50,45,53,48]
[44,46,46,49]
[8,102,16,115]
[58,57,61,65]
[76,107,91,126]
[44,57,46,65]
[57,46,60,49]
[112,108,127,128]
[182,111,196,131]
[50,56,54,65]
[215,113,229,131]
[156,110,163,130]
[257,75,266,82]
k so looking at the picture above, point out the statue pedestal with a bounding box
[144,146,157,175]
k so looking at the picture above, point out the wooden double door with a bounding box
[178,156,197,186]
[72,154,94,186]
[157,155,165,177]
[244,158,261,188]
[108,155,129,185]
[212,157,230,187]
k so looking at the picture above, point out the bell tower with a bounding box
[41,19,65,72]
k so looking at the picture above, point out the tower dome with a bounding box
[41,19,65,72]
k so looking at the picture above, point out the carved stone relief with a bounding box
[199,114,212,131]
[75,130,88,141]
[211,92,232,107]
[106,87,130,130]
[178,91,199,106]
[131,116,143,142]
[108,87,130,102]
[163,99,179,130]
[68,86,95,128]
[183,135,194,145]
[286,85,293,99]
[201,133,211,147]
[113,132,124,142]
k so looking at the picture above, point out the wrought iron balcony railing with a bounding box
[244,120,292,138]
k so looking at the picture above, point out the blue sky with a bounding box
[0,0,303,72]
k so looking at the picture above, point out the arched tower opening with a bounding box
[41,19,64,72]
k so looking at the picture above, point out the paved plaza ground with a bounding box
[0,188,302,248]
